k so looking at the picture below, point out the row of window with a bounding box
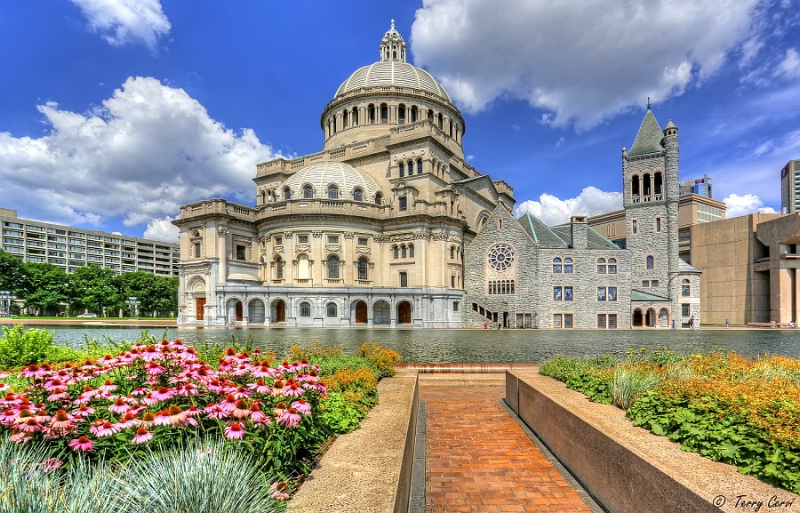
[631,217,664,234]
[552,313,619,329]
[552,257,618,274]
[326,103,460,141]
[488,280,515,295]
[552,286,619,302]
[398,160,423,177]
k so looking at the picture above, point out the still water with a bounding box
[15,325,800,363]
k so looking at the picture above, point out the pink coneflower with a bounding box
[80,359,97,371]
[10,429,32,443]
[146,361,166,375]
[273,402,287,417]
[141,345,160,361]
[229,364,250,377]
[184,405,201,416]
[285,381,304,397]
[130,387,147,396]
[71,404,94,418]
[231,399,251,419]
[270,482,291,501]
[167,405,187,426]
[0,383,8,393]
[219,394,238,413]
[249,403,269,424]
[132,427,153,444]
[271,380,286,396]
[151,386,175,402]
[44,378,64,391]
[0,371,7,379]
[224,421,245,440]
[91,420,117,437]
[20,364,46,378]
[33,407,50,423]
[206,379,226,393]
[232,386,251,399]
[99,379,117,392]
[248,379,271,394]
[140,412,156,428]
[0,409,16,426]
[154,410,171,426]
[109,398,130,415]
[69,436,94,452]
[115,412,140,429]
[41,458,64,472]
[20,418,43,433]
[176,383,199,396]
[251,365,272,378]
[203,403,228,419]
[279,408,302,428]
[49,410,76,432]
[291,399,312,415]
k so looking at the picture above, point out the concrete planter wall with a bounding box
[505,371,800,513]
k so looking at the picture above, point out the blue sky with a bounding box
[1,0,799,242]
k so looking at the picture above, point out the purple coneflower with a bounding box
[249,403,269,424]
[49,410,76,432]
[270,482,291,501]
[248,379,271,394]
[146,361,166,375]
[116,412,140,429]
[20,364,46,378]
[69,436,94,452]
[203,403,228,419]
[72,404,94,417]
[279,408,302,428]
[224,421,245,440]
[99,379,117,392]
[109,398,130,415]
[231,399,251,419]
[132,427,153,444]
[219,394,238,413]
[291,399,312,415]
[273,401,287,417]
[92,420,117,437]
[151,386,175,402]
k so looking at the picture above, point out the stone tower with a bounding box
[622,104,681,325]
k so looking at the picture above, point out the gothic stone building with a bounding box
[173,23,700,329]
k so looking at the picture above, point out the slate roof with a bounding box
[631,290,671,301]
[550,225,621,250]
[679,259,701,273]
[628,108,665,157]
[517,212,568,248]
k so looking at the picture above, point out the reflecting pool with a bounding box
[12,325,800,363]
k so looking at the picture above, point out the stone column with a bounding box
[217,227,228,285]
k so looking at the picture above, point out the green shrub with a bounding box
[609,366,662,410]
[0,325,63,369]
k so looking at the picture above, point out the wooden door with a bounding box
[355,301,368,323]
[195,298,205,320]
[275,300,286,322]
[235,301,243,321]
[398,301,411,324]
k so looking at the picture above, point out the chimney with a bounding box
[570,215,588,249]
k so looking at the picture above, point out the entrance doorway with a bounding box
[235,301,243,322]
[195,298,205,321]
[355,301,368,323]
[398,301,412,324]
[272,300,286,323]
[633,309,643,327]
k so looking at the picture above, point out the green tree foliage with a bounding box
[0,249,28,295]
[115,272,178,317]
[22,262,70,315]
[70,265,122,315]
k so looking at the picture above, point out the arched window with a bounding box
[353,188,363,201]
[399,162,405,178]
[283,187,291,200]
[410,106,418,122]
[357,257,368,280]
[553,257,562,273]
[327,255,340,279]
[300,302,311,317]
[401,245,407,258]
[655,172,663,195]
[297,254,310,279]
[343,110,348,128]
[190,230,202,258]
[261,190,266,205]
[328,185,339,199]
[275,256,284,280]
[564,257,573,273]
[398,104,406,124]
[646,255,655,270]
[393,246,399,259]
[368,104,376,124]
[437,113,443,129]
[380,103,388,123]
[427,109,433,122]
[352,107,358,126]
[375,192,384,205]
[596,258,606,274]
[416,159,423,174]
[682,279,691,297]
[303,185,313,199]
[608,258,617,274]
[632,175,640,197]
[450,246,455,259]
[409,244,414,258]
[643,173,652,196]
[326,302,338,317]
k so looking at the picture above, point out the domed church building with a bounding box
[174,22,701,329]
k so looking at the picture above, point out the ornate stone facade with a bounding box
[173,23,699,329]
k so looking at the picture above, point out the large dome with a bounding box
[280,161,381,201]
[335,61,452,102]
[333,20,451,103]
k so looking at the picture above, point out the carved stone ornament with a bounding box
[312,231,323,238]
[273,245,284,254]
[373,236,389,243]
[344,232,355,239]
[217,227,228,236]
[295,244,312,253]
[355,246,372,255]
[391,233,415,242]
[432,232,449,241]
[414,231,430,240]
[283,231,293,238]
[325,244,342,253]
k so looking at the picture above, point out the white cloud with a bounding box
[71,0,170,48]
[143,216,179,242]
[514,186,622,226]
[775,48,800,79]
[723,193,777,218]
[0,76,277,238]
[411,0,768,129]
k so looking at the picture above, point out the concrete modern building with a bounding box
[780,159,800,214]
[690,212,800,326]
[679,175,713,198]
[0,208,179,276]
[173,23,699,329]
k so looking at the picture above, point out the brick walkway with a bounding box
[421,385,592,513]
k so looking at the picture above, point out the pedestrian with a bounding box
[689,316,694,330]
[483,322,487,330]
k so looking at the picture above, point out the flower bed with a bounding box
[539,349,800,494]
[0,332,401,510]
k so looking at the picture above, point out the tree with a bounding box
[70,265,121,316]
[0,249,29,295]
[22,263,70,315]
[115,272,178,317]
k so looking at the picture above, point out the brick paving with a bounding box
[421,385,592,513]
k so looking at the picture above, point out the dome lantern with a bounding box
[380,19,407,63]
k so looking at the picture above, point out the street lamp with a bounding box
[0,291,16,317]
[125,296,140,318]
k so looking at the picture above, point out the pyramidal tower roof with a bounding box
[628,104,665,157]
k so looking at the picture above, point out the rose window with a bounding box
[488,244,515,271]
